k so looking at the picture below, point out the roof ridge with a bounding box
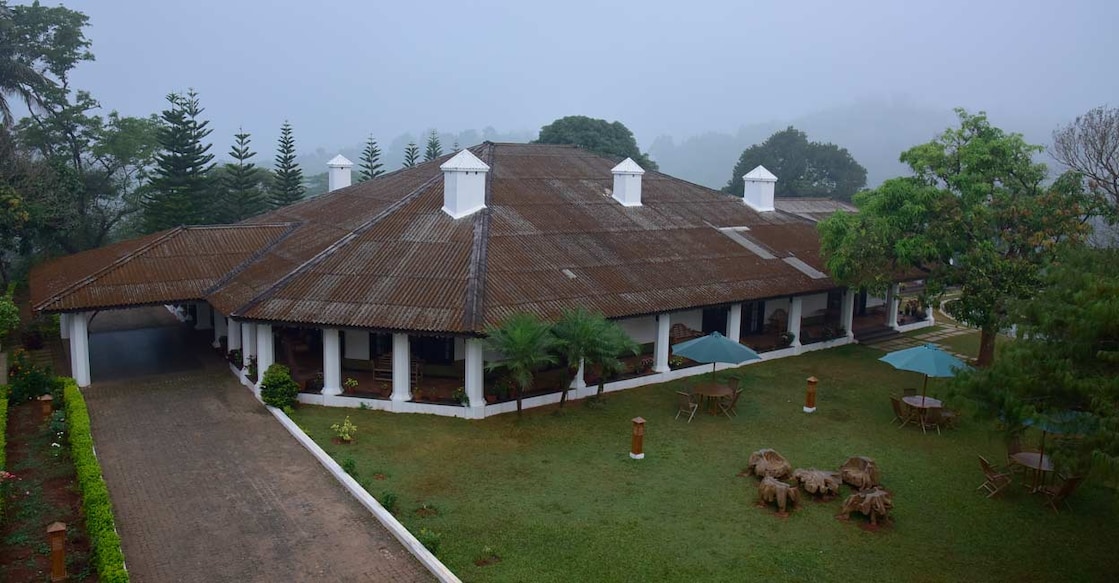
[204,222,302,298]
[32,226,185,312]
[462,142,495,332]
[230,173,444,318]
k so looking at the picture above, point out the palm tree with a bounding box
[0,6,49,126]
[551,308,603,409]
[484,312,558,417]
[587,320,640,401]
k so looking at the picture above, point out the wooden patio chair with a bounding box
[977,455,1012,498]
[940,408,961,429]
[1040,475,1084,512]
[719,389,743,418]
[922,407,944,435]
[675,391,698,423]
[889,396,915,428]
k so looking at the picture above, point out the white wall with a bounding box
[764,297,792,321]
[617,314,658,344]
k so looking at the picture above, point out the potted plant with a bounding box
[305,371,325,393]
[227,348,243,368]
[343,377,359,393]
[453,386,469,407]
[330,416,357,444]
[778,332,796,348]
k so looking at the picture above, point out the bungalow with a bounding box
[29,142,931,417]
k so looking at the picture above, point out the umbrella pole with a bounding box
[921,374,929,405]
[1035,431,1047,492]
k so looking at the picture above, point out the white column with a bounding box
[343,330,370,360]
[241,322,256,376]
[787,297,803,348]
[391,333,412,402]
[227,318,241,352]
[569,359,587,391]
[322,327,342,396]
[60,313,71,340]
[195,303,213,330]
[654,313,671,373]
[465,338,485,409]
[69,312,91,387]
[212,311,227,348]
[726,304,742,342]
[841,288,856,339]
[886,284,900,330]
[256,324,274,385]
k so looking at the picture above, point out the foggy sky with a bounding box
[57,0,1119,160]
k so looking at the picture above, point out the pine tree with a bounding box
[424,129,443,161]
[218,129,267,222]
[403,142,420,168]
[143,89,216,233]
[270,121,304,208]
[358,134,384,181]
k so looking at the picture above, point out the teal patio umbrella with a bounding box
[671,332,762,373]
[879,343,968,404]
[1024,410,1096,479]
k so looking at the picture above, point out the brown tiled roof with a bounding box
[31,143,845,334]
[30,224,296,312]
[773,197,858,223]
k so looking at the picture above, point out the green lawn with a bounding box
[290,346,1119,583]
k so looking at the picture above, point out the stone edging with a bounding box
[266,406,461,583]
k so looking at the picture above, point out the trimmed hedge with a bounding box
[0,385,8,523]
[63,378,129,582]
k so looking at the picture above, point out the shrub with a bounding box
[0,292,19,350]
[227,348,243,368]
[340,457,358,477]
[417,528,441,556]
[331,416,358,442]
[379,490,398,514]
[260,364,299,410]
[0,388,8,522]
[8,351,52,402]
[63,378,129,582]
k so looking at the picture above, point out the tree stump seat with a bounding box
[839,456,881,490]
[758,476,799,514]
[747,448,792,479]
[792,468,842,496]
[839,487,893,525]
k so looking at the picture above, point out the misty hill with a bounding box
[649,100,1065,191]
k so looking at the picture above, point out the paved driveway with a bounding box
[84,363,431,581]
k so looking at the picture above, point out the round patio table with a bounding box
[902,395,943,410]
[1010,451,1054,491]
[692,384,732,415]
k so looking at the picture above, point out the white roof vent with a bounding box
[611,158,645,207]
[440,149,490,219]
[743,165,777,212]
[327,154,353,192]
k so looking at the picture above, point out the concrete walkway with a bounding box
[82,310,431,582]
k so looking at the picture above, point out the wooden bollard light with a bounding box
[804,377,818,413]
[40,394,54,421]
[48,521,66,581]
[630,417,646,460]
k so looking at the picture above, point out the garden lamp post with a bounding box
[630,417,646,460]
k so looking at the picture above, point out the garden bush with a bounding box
[7,350,53,402]
[0,386,8,522]
[63,378,129,583]
[260,363,299,410]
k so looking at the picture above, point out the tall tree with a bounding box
[723,127,867,201]
[142,89,214,233]
[269,121,304,208]
[423,129,442,162]
[819,109,1094,366]
[535,115,658,170]
[954,247,1119,477]
[1052,106,1119,221]
[484,312,558,417]
[216,129,267,222]
[403,142,420,168]
[0,2,51,125]
[358,134,384,181]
